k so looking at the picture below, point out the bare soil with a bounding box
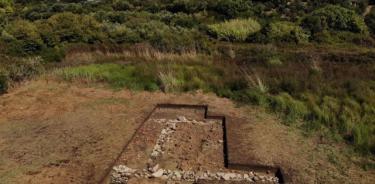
[0,79,374,184]
[118,108,225,172]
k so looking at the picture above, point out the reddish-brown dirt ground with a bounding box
[0,80,374,184]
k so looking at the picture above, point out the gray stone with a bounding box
[152,169,164,178]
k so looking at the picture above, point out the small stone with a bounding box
[161,175,169,180]
[152,169,164,178]
[249,171,254,177]
[244,174,250,179]
[174,171,182,180]
[151,164,159,173]
[254,176,260,181]
[113,165,136,176]
[177,116,187,122]
[223,173,236,180]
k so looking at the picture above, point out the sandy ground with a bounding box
[0,80,374,184]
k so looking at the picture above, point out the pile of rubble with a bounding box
[111,165,279,183]
[150,119,177,158]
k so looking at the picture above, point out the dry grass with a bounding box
[63,44,206,65]
[240,66,268,93]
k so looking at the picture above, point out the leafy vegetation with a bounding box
[302,5,368,34]
[0,0,373,57]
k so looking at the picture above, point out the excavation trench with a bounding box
[102,104,285,184]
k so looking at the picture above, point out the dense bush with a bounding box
[2,20,44,54]
[265,21,309,43]
[39,12,104,44]
[130,20,210,52]
[208,18,261,41]
[112,0,134,11]
[213,0,255,19]
[302,5,368,34]
[0,0,13,12]
[167,0,208,14]
[365,8,375,34]
[104,23,141,44]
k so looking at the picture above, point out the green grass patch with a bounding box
[56,64,159,91]
[208,18,261,42]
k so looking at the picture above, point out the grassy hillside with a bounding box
[0,0,374,174]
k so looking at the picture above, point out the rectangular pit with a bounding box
[109,105,280,184]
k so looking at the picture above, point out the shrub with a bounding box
[42,12,104,44]
[3,20,44,54]
[104,23,141,44]
[160,12,199,28]
[302,5,368,34]
[167,0,208,14]
[365,8,375,34]
[213,0,255,19]
[20,3,52,21]
[40,47,65,62]
[0,0,13,13]
[208,18,261,42]
[266,21,309,43]
[132,20,211,52]
[80,15,106,43]
[112,0,134,11]
[43,12,82,43]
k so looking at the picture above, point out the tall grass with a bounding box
[55,64,159,90]
[63,44,207,65]
[208,18,261,41]
[52,47,375,155]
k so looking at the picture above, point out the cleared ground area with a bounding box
[0,80,374,184]
[111,107,277,183]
